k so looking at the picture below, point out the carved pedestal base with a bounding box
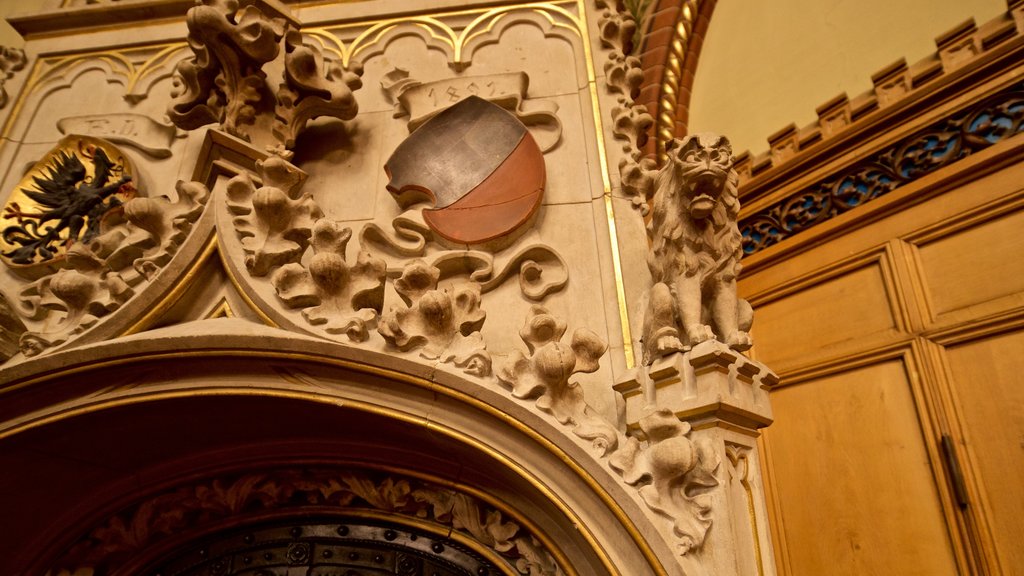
[615,341,778,576]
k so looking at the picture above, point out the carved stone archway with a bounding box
[0,325,675,576]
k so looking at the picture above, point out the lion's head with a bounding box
[647,133,741,281]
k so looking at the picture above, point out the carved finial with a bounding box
[641,133,753,364]
[0,46,27,110]
[168,0,361,156]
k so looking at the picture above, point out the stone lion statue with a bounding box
[642,133,752,364]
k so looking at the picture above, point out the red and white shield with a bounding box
[384,96,545,245]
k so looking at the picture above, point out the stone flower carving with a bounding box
[226,156,322,277]
[168,0,362,155]
[378,260,491,377]
[610,409,720,554]
[272,219,386,341]
[16,181,209,357]
[497,306,618,455]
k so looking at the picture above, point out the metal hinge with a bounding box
[940,434,970,510]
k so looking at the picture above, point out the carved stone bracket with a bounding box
[378,260,491,377]
[168,0,362,156]
[16,181,209,357]
[614,341,776,569]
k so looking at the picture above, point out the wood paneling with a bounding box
[915,208,1024,321]
[752,261,897,369]
[945,329,1024,572]
[763,360,959,576]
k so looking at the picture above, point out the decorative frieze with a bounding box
[740,80,1024,255]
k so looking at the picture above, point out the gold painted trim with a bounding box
[205,298,235,319]
[656,1,698,164]
[6,385,594,575]
[1,347,671,575]
[122,232,219,336]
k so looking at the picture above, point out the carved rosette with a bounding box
[378,260,491,377]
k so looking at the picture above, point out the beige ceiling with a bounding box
[688,0,1007,156]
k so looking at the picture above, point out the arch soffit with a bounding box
[0,325,674,576]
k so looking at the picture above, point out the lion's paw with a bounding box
[685,324,716,345]
[726,331,753,351]
[655,334,685,355]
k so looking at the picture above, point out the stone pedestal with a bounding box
[615,340,778,576]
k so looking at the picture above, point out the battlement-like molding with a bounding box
[734,2,1024,184]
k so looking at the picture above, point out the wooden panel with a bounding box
[752,263,896,368]
[915,208,1024,319]
[764,360,958,576]
[945,330,1024,573]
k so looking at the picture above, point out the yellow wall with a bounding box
[688,0,1006,155]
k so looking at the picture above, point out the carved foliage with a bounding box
[378,260,491,377]
[610,409,719,554]
[497,306,618,455]
[274,29,363,149]
[740,82,1024,255]
[272,219,385,341]
[169,0,285,138]
[226,156,322,277]
[597,0,656,213]
[0,46,27,109]
[17,181,209,356]
[169,0,363,155]
[52,468,565,576]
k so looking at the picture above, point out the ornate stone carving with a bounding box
[0,46,27,110]
[642,133,752,364]
[740,81,1024,255]
[2,137,135,270]
[0,293,27,361]
[378,260,491,377]
[274,29,363,149]
[16,181,209,357]
[597,0,656,214]
[497,306,618,455]
[168,0,361,155]
[610,409,719,554]
[359,213,570,303]
[57,114,182,159]
[273,219,386,341]
[50,467,566,576]
[381,68,562,153]
[225,156,321,277]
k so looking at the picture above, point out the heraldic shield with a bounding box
[384,95,546,245]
